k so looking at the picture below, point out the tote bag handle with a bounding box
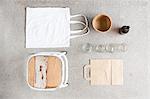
[70,14,90,39]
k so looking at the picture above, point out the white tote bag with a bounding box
[26,7,89,48]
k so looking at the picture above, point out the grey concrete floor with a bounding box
[0,0,149,99]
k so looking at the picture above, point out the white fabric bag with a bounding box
[26,7,89,48]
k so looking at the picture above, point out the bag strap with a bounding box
[70,14,90,39]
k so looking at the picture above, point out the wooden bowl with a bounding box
[92,14,112,33]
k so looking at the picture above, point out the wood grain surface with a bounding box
[28,56,62,88]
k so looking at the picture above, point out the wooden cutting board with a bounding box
[90,59,112,85]
[28,56,35,87]
[46,56,62,88]
[84,59,123,85]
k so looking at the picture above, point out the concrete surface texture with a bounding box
[0,0,149,99]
